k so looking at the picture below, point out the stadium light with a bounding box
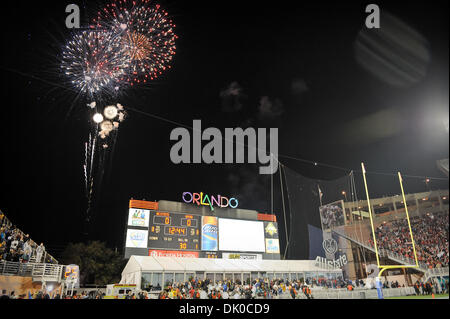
[93,113,104,124]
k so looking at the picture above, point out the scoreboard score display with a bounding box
[124,200,280,260]
[148,211,201,251]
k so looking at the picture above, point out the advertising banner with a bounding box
[264,221,279,239]
[125,229,148,248]
[222,252,262,260]
[265,238,280,254]
[201,216,218,251]
[128,208,150,227]
[200,251,222,259]
[148,249,199,258]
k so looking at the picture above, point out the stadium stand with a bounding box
[0,210,58,265]
[369,212,448,269]
[332,189,449,272]
[0,209,66,296]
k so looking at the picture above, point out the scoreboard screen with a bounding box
[124,201,280,260]
[148,211,201,251]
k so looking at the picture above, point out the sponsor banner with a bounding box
[125,229,148,248]
[314,255,348,269]
[200,251,222,259]
[201,216,218,251]
[148,249,199,258]
[322,238,338,255]
[182,192,239,211]
[308,224,325,260]
[128,208,150,227]
[265,238,280,254]
[222,253,262,260]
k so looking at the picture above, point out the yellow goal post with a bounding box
[361,163,419,277]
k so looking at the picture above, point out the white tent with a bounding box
[120,256,343,289]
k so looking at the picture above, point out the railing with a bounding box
[424,267,449,282]
[377,249,429,270]
[29,251,59,265]
[332,229,430,272]
[0,260,64,282]
[426,266,449,277]
[255,287,417,299]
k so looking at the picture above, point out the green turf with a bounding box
[386,293,449,299]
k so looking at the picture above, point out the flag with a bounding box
[318,185,323,204]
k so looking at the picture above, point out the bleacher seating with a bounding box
[0,209,58,265]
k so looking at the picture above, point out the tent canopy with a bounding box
[122,256,341,276]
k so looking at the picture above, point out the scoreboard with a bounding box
[124,201,280,260]
[148,211,201,251]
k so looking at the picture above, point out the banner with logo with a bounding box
[128,208,150,227]
[201,216,218,251]
[265,238,280,254]
[264,221,279,239]
[222,252,262,260]
[200,251,222,259]
[148,249,199,258]
[309,224,349,270]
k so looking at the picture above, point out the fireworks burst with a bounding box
[93,0,178,85]
[58,1,177,235]
[61,30,129,97]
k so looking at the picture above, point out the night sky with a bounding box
[0,0,448,259]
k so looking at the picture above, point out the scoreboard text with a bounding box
[148,211,201,251]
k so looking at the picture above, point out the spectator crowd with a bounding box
[151,276,375,300]
[1,276,447,299]
[368,212,449,268]
[0,210,53,264]
[413,278,449,296]
[156,277,315,299]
